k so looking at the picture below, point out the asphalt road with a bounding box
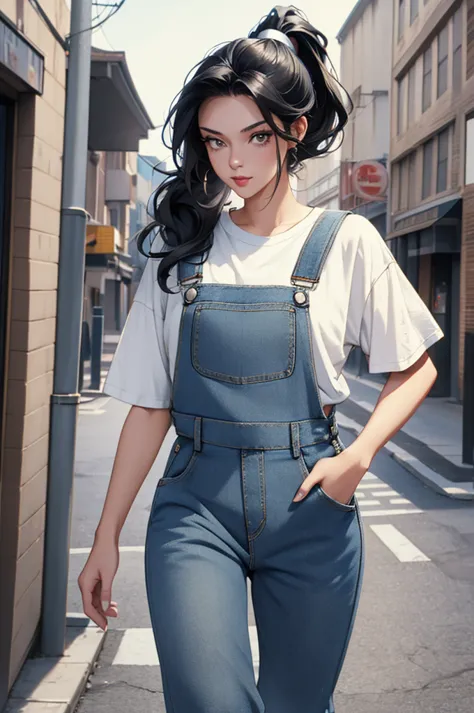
[69,395,474,713]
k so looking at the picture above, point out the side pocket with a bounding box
[158,436,198,486]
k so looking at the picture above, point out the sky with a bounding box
[91,0,358,163]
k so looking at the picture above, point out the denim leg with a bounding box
[144,484,264,713]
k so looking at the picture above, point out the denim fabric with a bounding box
[145,210,365,713]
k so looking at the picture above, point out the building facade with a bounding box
[0,1,69,704]
[297,149,340,210]
[388,0,474,399]
[337,0,392,237]
[0,7,154,705]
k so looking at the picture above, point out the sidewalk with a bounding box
[338,370,474,500]
[4,335,121,713]
[80,332,120,401]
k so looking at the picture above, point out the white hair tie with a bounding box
[256,29,297,56]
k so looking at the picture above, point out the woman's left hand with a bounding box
[293,447,368,504]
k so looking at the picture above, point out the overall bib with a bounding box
[145,210,365,713]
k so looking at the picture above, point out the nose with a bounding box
[229,155,243,170]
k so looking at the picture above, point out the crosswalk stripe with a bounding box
[360,508,422,517]
[357,483,388,490]
[371,490,399,497]
[110,626,261,667]
[370,524,430,562]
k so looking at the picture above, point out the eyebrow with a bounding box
[198,120,268,136]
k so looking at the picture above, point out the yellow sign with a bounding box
[86,225,120,254]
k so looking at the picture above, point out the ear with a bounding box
[289,115,308,148]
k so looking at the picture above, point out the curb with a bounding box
[5,616,105,713]
[336,413,474,501]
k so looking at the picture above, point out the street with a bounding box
[68,394,474,713]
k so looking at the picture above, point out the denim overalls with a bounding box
[145,210,365,713]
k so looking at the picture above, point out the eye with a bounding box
[201,136,225,150]
[251,132,273,145]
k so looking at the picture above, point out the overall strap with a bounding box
[291,210,351,289]
[178,253,206,286]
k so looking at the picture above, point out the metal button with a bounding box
[174,443,181,453]
[184,286,198,303]
[293,290,307,306]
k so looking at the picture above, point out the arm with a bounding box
[78,405,171,629]
[348,350,437,470]
[94,404,172,544]
[293,351,438,502]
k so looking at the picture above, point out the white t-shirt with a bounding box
[103,208,444,409]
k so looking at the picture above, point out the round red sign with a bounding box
[352,160,388,199]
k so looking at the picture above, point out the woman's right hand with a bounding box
[78,536,119,631]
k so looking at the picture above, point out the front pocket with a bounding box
[299,442,357,512]
[158,437,198,486]
[317,484,357,512]
[191,302,296,384]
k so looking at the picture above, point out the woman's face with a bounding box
[197,94,306,197]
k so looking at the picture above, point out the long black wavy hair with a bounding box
[137,5,352,294]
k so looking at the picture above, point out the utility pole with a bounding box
[41,0,93,656]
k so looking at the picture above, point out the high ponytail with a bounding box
[136,5,351,294]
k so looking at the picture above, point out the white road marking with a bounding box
[371,490,399,497]
[112,628,158,666]
[370,524,430,562]
[390,498,411,505]
[358,500,381,506]
[70,545,145,555]
[360,508,422,517]
[357,483,389,490]
[78,410,106,415]
[111,626,261,668]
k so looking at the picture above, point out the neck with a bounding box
[232,169,312,236]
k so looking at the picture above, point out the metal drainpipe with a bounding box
[40,0,93,655]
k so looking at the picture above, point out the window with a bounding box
[452,7,462,93]
[407,64,416,125]
[109,207,118,228]
[410,0,419,24]
[397,75,406,135]
[436,127,450,193]
[422,46,432,112]
[466,115,474,185]
[398,0,405,41]
[422,139,434,199]
[398,157,409,211]
[437,26,448,97]
[408,151,417,207]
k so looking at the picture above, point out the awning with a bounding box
[85,252,134,283]
[389,197,461,239]
[87,47,155,151]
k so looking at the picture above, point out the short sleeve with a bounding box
[102,239,172,408]
[359,260,444,373]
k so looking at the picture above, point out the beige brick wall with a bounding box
[0,0,70,690]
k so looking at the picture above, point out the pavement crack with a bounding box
[88,679,162,695]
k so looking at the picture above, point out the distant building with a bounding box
[297,149,340,211]
[129,155,168,288]
[388,0,474,400]
[337,0,392,237]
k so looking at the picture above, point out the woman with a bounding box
[78,6,444,712]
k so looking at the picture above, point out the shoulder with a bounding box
[333,212,395,281]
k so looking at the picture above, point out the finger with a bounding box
[81,584,107,630]
[293,477,318,502]
[100,583,113,615]
[91,591,108,630]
